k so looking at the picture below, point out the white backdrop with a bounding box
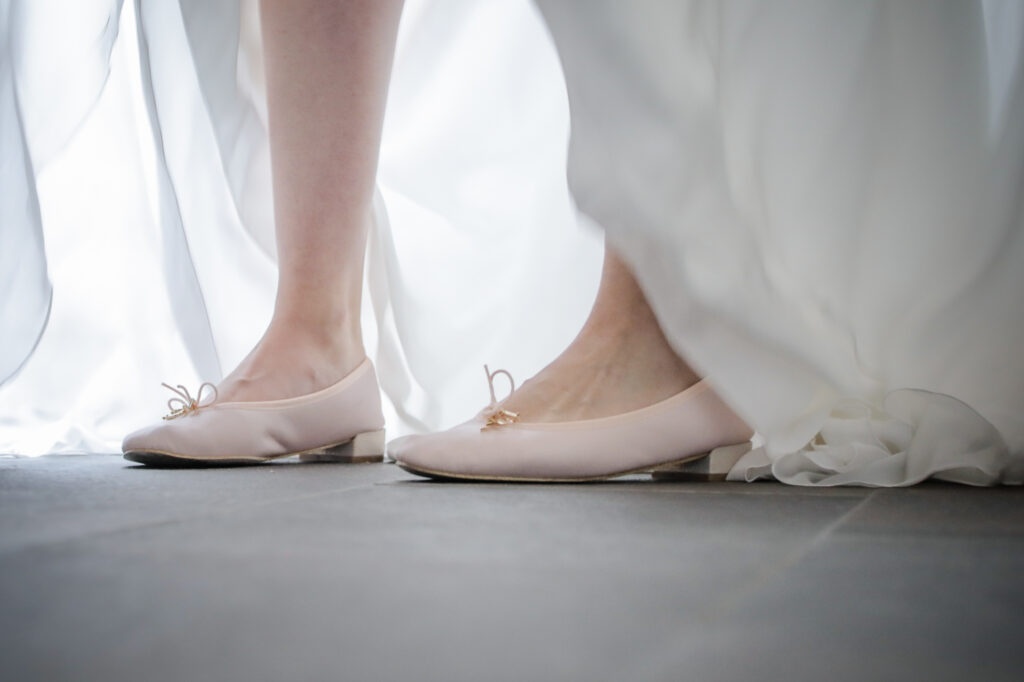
[0,0,603,455]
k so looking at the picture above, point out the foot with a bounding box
[214,324,366,404]
[495,312,701,424]
[389,246,752,482]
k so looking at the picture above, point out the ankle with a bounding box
[261,318,365,370]
[567,318,699,389]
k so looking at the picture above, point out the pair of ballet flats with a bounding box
[122,361,753,482]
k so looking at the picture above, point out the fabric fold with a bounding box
[536,0,1024,485]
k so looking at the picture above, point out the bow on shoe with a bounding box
[481,364,519,430]
[161,382,218,420]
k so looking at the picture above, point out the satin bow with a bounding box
[161,382,218,420]
[481,364,519,430]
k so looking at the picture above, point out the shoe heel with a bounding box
[299,429,386,463]
[651,442,752,481]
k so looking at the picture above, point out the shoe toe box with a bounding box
[122,414,218,457]
[122,418,189,455]
[384,434,414,461]
[387,421,517,478]
[122,422,163,454]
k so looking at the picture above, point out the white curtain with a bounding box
[0,0,603,454]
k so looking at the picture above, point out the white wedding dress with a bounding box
[2,0,1021,485]
[536,0,1024,485]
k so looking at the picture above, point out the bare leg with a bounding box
[218,0,404,403]
[499,243,702,422]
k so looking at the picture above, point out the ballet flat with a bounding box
[122,358,385,466]
[388,375,753,483]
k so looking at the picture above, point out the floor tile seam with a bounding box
[687,489,881,623]
[829,527,1024,543]
[0,479,387,557]
[618,491,874,682]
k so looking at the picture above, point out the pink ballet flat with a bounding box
[388,366,753,482]
[122,358,385,466]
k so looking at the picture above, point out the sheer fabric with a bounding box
[536,0,1024,485]
[0,0,602,453]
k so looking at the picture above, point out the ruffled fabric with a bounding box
[536,0,1024,485]
[734,390,1019,486]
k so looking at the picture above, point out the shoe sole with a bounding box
[123,430,386,468]
[396,442,752,483]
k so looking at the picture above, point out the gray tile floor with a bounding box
[1,454,1021,682]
